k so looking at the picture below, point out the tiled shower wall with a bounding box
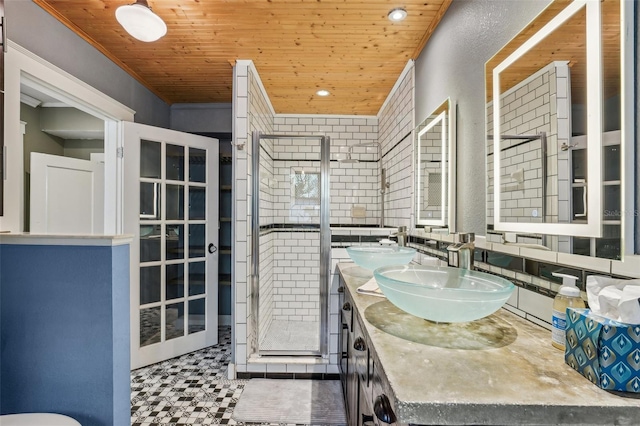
[234,61,393,376]
[257,230,320,328]
[486,62,571,249]
[258,231,274,344]
[233,60,276,371]
[258,138,275,227]
[271,231,320,322]
[378,64,415,229]
[273,116,379,225]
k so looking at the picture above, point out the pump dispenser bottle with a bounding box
[551,273,585,350]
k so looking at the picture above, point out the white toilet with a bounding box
[0,413,81,426]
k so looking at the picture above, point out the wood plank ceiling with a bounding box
[34,0,452,115]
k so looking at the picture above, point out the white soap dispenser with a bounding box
[551,272,585,350]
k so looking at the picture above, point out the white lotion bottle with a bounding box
[551,272,585,350]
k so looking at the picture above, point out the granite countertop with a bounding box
[337,263,640,425]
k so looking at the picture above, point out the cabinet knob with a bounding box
[374,394,397,424]
[362,414,374,425]
[342,302,351,311]
[353,336,366,352]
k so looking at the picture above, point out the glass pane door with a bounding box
[126,122,218,369]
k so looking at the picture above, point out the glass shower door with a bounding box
[252,132,330,356]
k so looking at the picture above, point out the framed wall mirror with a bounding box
[415,98,456,230]
[485,0,633,259]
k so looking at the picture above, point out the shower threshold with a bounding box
[259,319,320,355]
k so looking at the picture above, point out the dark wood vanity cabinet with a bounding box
[339,280,358,426]
[339,276,397,426]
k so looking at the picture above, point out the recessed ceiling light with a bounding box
[388,8,407,22]
[316,89,330,97]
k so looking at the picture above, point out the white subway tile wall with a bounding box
[234,62,392,375]
[233,61,276,372]
[272,232,320,322]
[487,62,571,252]
[378,65,414,229]
[258,231,274,343]
[487,62,570,226]
[274,116,380,225]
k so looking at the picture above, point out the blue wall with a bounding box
[0,243,130,426]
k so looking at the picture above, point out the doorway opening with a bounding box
[20,82,106,234]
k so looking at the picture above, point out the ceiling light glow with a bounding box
[388,8,407,22]
[116,0,167,42]
[316,90,330,97]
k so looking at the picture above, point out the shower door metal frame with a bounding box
[251,131,331,357]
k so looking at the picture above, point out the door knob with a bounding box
[208,243,217,254]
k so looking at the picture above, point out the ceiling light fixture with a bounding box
[116,0,167,42]
[387,8,407,22]
[316,89,330,97]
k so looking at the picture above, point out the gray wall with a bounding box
[170,103,232,133]
[64,139,104,160]
[6,1,170,128]
[21,104,65,173]
[414,0,551,235]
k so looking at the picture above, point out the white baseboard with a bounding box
[227,363,236,379]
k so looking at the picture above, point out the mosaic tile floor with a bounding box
[131,326,249,426]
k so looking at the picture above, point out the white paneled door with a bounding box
[30,153,104,234]
[124,122,219,369]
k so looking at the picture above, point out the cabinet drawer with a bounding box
[359,379,377,426]
[353,315,369,387]
[342,291,354,333]
[371,359,398,425]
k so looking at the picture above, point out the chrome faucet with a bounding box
[389,226,408,247]
[447,232,475,270]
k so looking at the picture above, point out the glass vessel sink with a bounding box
[373,265,515,323]
[346,246,416,271]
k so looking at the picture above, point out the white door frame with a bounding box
[2,41,134,234]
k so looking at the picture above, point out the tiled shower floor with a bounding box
[259,320,320,352]
[131,326,249,425]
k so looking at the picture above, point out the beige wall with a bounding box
[21,104,65,173]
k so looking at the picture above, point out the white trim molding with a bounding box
[1,41,135,233]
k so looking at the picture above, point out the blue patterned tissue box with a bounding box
[565,308,640,392]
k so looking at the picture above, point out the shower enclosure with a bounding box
[251,131,331,356]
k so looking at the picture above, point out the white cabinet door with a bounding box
[123,122,219,369]
[30,152,104,234]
